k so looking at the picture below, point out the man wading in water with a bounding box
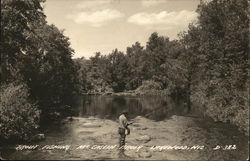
[118,110,133,157]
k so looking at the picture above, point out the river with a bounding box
[1,95,248,160]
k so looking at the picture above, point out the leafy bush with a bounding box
[232,108,249,134]
[0,83,40,142]
[135,80,167,95]
[137,80,162,91]
[191,83,249,134]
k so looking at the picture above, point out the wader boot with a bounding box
[118,127,126,155]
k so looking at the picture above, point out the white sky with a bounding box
[44,0,199,58]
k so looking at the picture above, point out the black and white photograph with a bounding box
[0,0,249,160]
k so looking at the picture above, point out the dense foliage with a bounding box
[75,0,249,133]
[74,34,184,94]
[1,0,78,141]
[0,83,40,142]
[1,0,78,111]
[184,0,249,132]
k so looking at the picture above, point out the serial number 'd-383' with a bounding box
[213,145,237,150]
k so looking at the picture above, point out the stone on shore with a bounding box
[132,123,141,127]
[136,127,148,130]
[134,116,144,120]
[138,150,152,158]
[82,122,101,128]
[136,135,151,143]
[88,116,96,120]
[33,133,45,141]
[78,130,94,135]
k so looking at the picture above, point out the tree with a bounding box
[145,32,169,79]
[1,0,45,83]
[86,52,113,93]
[181,0,249,131]
[1,0,79,121]
[177,24,205,112]
[126,42,145,90]
[33,25,78,109]
[74,57,90,93]
[108,49,128,92]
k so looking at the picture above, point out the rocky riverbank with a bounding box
[2,115,248,160]
[82,89,170,97]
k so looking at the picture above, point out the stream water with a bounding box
[1,95,248,160]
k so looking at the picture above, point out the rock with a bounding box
[52,112,61,117]
[88,116,96,120]
[78,130,94,135]
[61,119,68,124]
[33,133,45,141]
[136,135,151,143]
[104,92,113,95]
[171,115,178,120]
[135,116,144,120]
[69,117,81,121]
[104,115,111,119]
[132,123,141,127]
[138,150,152,158]
[137,127,148,130]
[82,122,101,128]
[0,152,6,160]
[62,117,74,124]
[68,117,73,121]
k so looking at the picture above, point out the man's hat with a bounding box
[121,110,128,115]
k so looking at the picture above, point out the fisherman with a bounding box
[118,110,133,155]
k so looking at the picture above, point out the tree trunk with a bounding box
[187,72,191,113]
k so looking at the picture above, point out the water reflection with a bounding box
[77,95,186,121]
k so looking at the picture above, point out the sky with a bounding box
[44,0,200,59]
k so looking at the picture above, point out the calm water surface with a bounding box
[78,95,186,120]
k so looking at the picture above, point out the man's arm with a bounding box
[125,121,134,135]
[127,122,134,126]
[123,120,134,128]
